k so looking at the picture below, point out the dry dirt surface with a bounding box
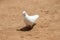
[0,0,60,40]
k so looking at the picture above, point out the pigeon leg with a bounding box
[32,23,36,27]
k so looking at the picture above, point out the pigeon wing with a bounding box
[27,15,39,23]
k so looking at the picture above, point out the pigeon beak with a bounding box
[22,13,25,16]
[24,14,25,16]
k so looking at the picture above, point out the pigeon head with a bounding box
[22,11,28,16]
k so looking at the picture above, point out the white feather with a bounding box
[22,11,39,26]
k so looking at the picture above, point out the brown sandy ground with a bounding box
[0,0,60,40]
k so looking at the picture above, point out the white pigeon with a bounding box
[22,11,39,27]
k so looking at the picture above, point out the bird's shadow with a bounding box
[17,24,36,31]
